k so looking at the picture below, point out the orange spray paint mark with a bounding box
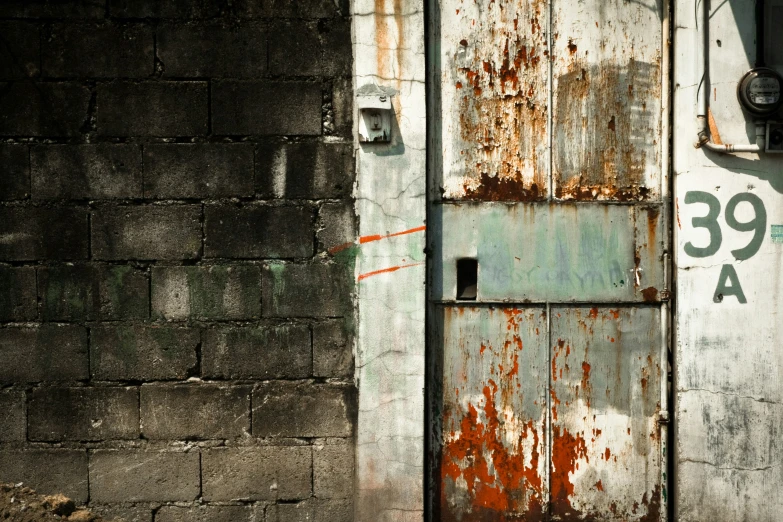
[357,262,424,281]
[329,225,426,254]
[360,225,426,244]
[327,242,355,254]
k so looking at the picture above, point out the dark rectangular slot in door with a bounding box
[456,258,478,300]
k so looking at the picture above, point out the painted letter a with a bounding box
[713,264,747,304]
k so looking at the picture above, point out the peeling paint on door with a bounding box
[437,0,549,201]
[436,306,548,520]
[550,307,662,520]
[429,0,667,520]
[551,0,662,201]
[431,305,664,521]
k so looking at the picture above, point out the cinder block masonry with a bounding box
[0,1,356,520]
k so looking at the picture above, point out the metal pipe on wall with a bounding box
[694,0,766,152]
[660,1,671,518]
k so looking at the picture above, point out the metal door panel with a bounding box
[550,307,662,520]
[429,0,667,519]
[551,0,662,201]
[434,0,549,201]
[431,203,664,303]
[437,306,549,520]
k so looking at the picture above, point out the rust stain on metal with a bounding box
[638,485,662,522]
[448,0,549,201]
[553,55,660,201]
[580,360,592,404]
[676,197,682,229]
[440,306,662,518]
[463,172,541,201]
[646,205,660,245]
[440,308,547,520]
[641,286,658,302]
[550,425,589,515]
[441,382,545,519]
[634,246,643,289]
[707,106,723,145]
[545,307,662,520]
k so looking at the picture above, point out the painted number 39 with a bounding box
[683,191,767,304]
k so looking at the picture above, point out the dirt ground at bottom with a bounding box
[0,484,107,522]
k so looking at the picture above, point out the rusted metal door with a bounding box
[427,0,670,520]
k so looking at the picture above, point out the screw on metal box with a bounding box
[357,85,395,143]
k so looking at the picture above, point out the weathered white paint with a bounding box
[352,0,427,520]
[550,307,662,520]
[674,1,783,520]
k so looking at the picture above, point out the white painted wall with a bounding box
[352,1,427,521]
[674,1,783,520]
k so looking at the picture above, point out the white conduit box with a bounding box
[357,84,396,143]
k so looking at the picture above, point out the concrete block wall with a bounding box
[0,1,356,521]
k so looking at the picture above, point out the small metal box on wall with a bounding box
[357,84,396,143]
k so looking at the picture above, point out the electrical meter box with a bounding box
[737,68,783,115]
